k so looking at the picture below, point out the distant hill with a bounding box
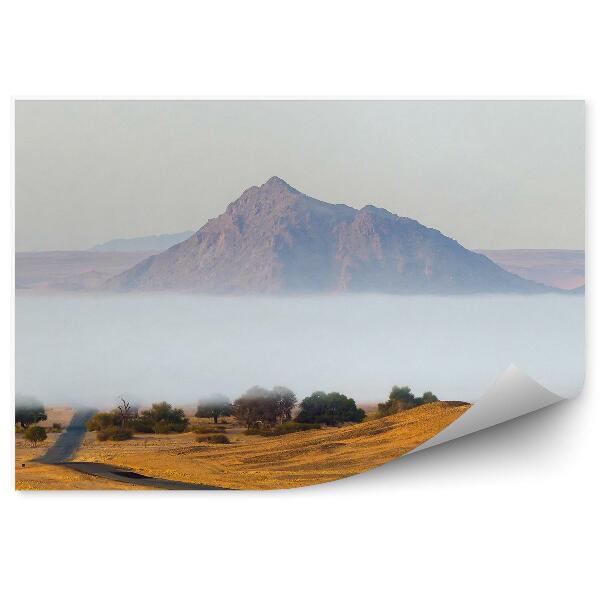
[16,251,154,291]
[106,176,552,294]
[92,231,193,252]
[478,249,584,291]
[106,177,549,294]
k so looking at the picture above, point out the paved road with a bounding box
[36,408,227,490]
[65,462,225,490]
[36,409,96,464]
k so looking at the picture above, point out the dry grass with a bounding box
[73,402,470,490]
[43,406,75,428]
[15,433,137,490]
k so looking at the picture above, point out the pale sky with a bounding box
[16,100,584,252]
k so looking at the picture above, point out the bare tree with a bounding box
[117,397,132,430]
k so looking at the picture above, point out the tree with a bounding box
[272,386,297,423]
[419,391,439,404]
[233,386,297,428]
[117,397,133,430]
[15,395,47,429]
[378,386,439,416]
[296,391,365,426]
[196,394,233,424]
[140,401,189,433]
[24,425,47,447]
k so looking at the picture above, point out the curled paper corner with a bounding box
[409,364,565,454]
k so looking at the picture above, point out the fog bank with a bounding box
[16,294,584,407]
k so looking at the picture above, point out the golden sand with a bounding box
[72,402,469,490]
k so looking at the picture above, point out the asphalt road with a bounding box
[36,409,227,490]
[64,461,225,490]
[36,409,96,464]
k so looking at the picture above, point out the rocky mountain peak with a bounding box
[107,179,550,295]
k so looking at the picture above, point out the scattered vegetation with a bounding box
[197,433,230,444]
[377,386,439,416]
[24,425,47,447]
[15,395,47,429]
[48,422,63,433]
[78,383,439,448]
[96,426,134,441]
[195,394,233,424]
[192,425,226,434]
[233,386,297,428]
[87,411,121,431]
[141,402,189,433]
[88,399,189,439]
[296,391,365,426]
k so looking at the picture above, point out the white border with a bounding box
[1,2,597,600]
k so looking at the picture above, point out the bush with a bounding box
[243,428,262,435]
[96,426,133,441]
[132,418,155,433]
[197,433,230,444]
[262,421,322,436]
[192,425,226,434]
[141,402,189,434]
[87,411,120,431]
[153,420,187,434]
[24,425,47,446]
[49,422,63,433]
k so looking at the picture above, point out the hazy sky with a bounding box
[16,100,584,252]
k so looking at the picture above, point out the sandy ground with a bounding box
[72,402,470,490]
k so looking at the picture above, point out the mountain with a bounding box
[92,231,194,252]
[106,176,551,294]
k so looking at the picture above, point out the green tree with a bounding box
[296,391,365,426]
[24,425,47,447]
[141,401,189,433]
[378,386,439,416]
[196,394,233,424]
[378,386,416,416]
[418,391,439,404]
[15,395,47,429]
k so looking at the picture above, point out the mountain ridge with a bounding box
[106,177,552,294]
[92,231,194,253]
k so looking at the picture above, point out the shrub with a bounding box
[87,411,120,431]
[24,425,47,446]
[49,422,63,433]
[96,426,133,441]
[153,420,187,434]
[243,428,262,435]
[296,392,365,426]
[192,425,226,434]
[141,402,189,434]
[132,418,155,433]
[197,433,230,444]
